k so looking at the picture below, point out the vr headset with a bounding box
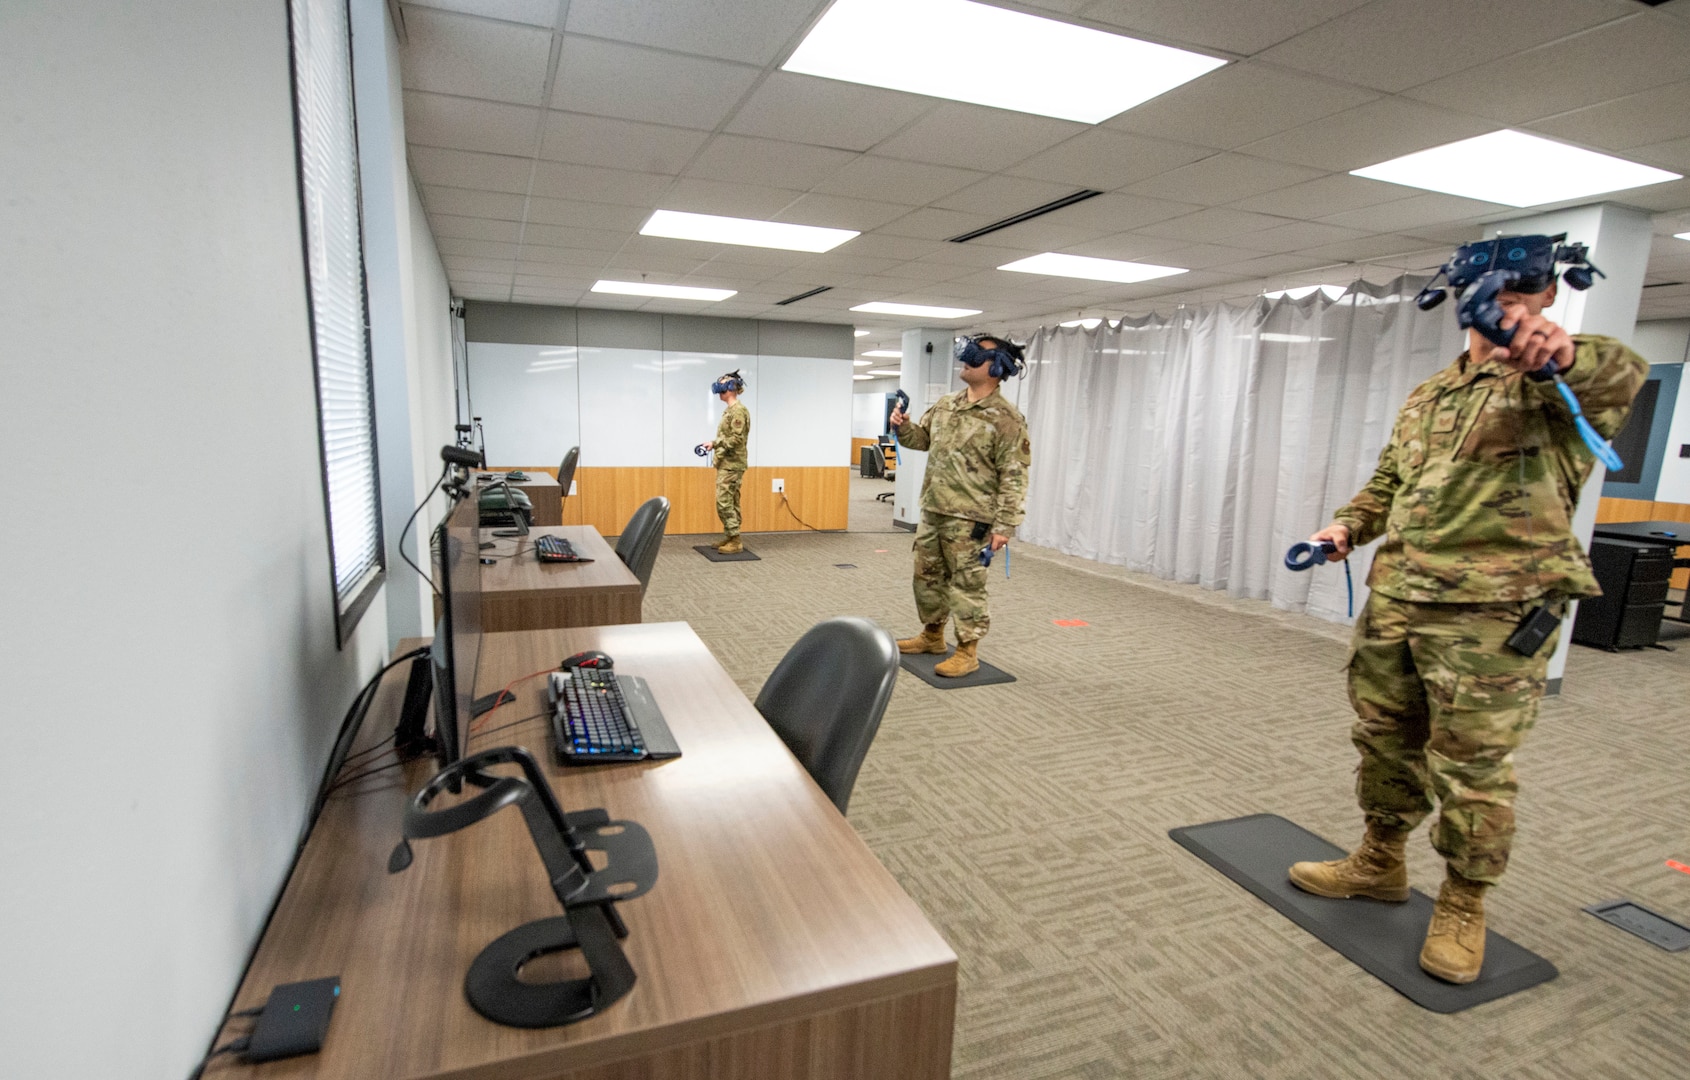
[1415,233,1604,348]
[711,370,745,395]
[955,335,1025,380]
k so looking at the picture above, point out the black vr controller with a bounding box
[1415,233,1603,352]
[693,443,710,458]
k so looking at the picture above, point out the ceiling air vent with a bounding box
[948,190,1104,243]
[774,286,833,306]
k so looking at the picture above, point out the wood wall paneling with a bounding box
[492,466,850,536]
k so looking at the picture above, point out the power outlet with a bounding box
[772,478,785,493]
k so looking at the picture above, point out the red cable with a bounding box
[470,668,556,732]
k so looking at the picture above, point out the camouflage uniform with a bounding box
[713,401,750,535]
[897,388,1030,643]
[1333,335,1647,884]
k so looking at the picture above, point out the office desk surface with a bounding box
[1592,520,1690,546]
[478,526,641,631]
[216,623,956,1080]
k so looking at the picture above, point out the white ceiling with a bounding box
[398,0,1690,360]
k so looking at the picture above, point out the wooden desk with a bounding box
[514,473,564,526]
[214,623,957,1080]
[479,526,641,632]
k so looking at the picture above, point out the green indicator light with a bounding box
[294,1004,301,1011]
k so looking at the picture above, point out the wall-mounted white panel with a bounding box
[467,341,581,467]
[579,346,664,466]
[757,355,853,467]
[663,353,758,467]
[853,392,890,438]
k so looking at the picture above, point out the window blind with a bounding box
[289,0,384,641]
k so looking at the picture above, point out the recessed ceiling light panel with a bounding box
[861,349,902,357]
[640,209,858,252]
[1676,232,1690,242]
[1000,252,1187,284]
[783,0,1226,124]
[866,368,903,377]
[854,329,871,336]
[591,280,736,302]
[851,301,982,319]
[1350,130,1680,208]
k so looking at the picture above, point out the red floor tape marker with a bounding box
[1053,619,1089,627]
[1669,860,1690,876]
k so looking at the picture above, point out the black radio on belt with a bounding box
[1505,604,1561,657]
[969,520,990,542]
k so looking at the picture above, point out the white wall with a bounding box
[1,4,393,1078]
[1638,320,1690,504]
[355,0,457,642]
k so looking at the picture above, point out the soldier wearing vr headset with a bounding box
[889,334,1031,677]
[700,370,749,553]
[1290,235,1647,985]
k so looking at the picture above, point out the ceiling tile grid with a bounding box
[397,0,1690,335]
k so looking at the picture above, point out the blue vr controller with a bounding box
[693,443,709,458]
[1286,540,1352,617]
[891,389,909,467]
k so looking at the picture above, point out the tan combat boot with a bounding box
[1287,822,1411,902]
[1419,872,1488,984]
[934,639,979,677]
[897,624,948,655]
[716,534,743,554]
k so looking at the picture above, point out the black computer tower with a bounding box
[1573,538,1675,649]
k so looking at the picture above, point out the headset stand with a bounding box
[390,748,659,1029]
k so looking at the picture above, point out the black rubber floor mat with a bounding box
[1169,813,1557,1013]
[898,650,1016,689]
[692,544,760,562]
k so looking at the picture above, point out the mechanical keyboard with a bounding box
[535,534,590,563]
[547,668,681,764]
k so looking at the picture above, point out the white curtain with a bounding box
[1019,276,1467,622]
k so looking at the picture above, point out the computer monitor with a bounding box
[430,490,483,768]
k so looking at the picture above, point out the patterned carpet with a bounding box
[639,478,1690,1080]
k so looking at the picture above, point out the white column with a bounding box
[1473,203,1653,690]
[893,328,959,529]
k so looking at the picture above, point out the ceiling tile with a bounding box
[775,193,917,231]
[615,234,730,262]
[811,156,987,205]
[1004,129,1213,190]
[876,207,995,241]
[658,177,806,218]
[1256,0,1626,94]
[403,91,540,157]
[549,35,760,130]
[1058,231,1193,261]
[1135,242,1265,269]
[685,134,858,190]
[933,176,1081,218]
[1124,153,1324,204]
[1292,235,1451,267]
[410,146,533,194]
[398,7,553,106]
[1239,98,1495,173]
[527,160,674,205]
[1074,0,1370,55]
[1404,13,1690,122]
[517,223,630,249]
[1137,207,1293,244]
[827,234,945,261]
[402,0,560,28]
[1610,176,1690,212]
[448,268,519,284]
[1226,173,1416,217]
[872,104,1085,170]
[1318,192,1512,233]
[443,254,520,273]
[1223,252,1340,278]
[437,236,524,259]
[1031,192,1202,232]
[428,214,524,242]
[723,73,935,152]
[563,0,819,65]
[538,112,708,174]
[1527,81,1690,152]
[1632,136,1690,174]
[521,196,651,230]
[420,184,528,220]
[970,215,1105,252]
[1231,220,1369,252]
[1105,63,1378,151]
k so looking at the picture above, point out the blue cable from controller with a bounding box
[1285,540,1353,618]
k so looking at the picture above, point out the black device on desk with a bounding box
[547,654,681,764]
[535,534,592,563]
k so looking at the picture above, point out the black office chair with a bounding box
[754,617,898,815]
[614,496,669,594]
[867,442,896,502]
[557,445,579,498]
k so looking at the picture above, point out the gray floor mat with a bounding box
[898,650,1017,689]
